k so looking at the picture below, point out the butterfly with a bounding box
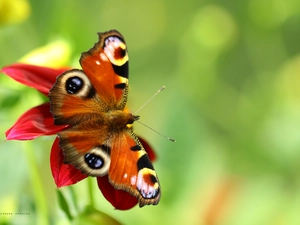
[49,30,160,206]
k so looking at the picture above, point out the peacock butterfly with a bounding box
[49,30,160,206]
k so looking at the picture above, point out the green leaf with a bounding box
[68,186,79,212]
[56,189,73,221]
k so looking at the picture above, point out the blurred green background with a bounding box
[1,0,300,224]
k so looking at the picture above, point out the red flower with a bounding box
[1,63,157,210]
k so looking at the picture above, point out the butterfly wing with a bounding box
[80,30,129,110]
[109,129,161,207]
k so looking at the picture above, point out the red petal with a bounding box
[5,103,66,140]
[97,176,138,210]
[139,136,156,161]
[50,137,88,188]
[1,63,67,95]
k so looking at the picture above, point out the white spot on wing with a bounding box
[99,53,108,61]
[131,175,137,185]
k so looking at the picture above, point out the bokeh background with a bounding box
[1,0,300,224]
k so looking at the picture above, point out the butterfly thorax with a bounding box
[104,110,139,131]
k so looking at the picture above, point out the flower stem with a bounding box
[24,141,49,225]
[87,177,95,208]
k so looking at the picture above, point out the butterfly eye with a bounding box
[66,76,83,94]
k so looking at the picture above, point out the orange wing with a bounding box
[80,30,129,110]
[109,129,161,207]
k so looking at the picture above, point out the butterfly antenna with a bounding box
[136,120,176,142]
[133,85,176,142]
[134,86,166,115]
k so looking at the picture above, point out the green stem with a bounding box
[87,177,95,207]
[24,141,49,225]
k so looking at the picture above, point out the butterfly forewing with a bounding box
[80,30,129,109]
[109,130,161,206]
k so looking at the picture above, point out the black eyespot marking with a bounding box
[112,61,128,78]
[85,153,104,169]
[114,47,126,59]
[120,48,126,57]
[137,154,154,171]
[130,145,141,151]
[150,174,158,184]
[114,83,126,89]
[66,76,83,94]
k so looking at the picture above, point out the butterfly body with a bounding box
[49,30,160,206]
